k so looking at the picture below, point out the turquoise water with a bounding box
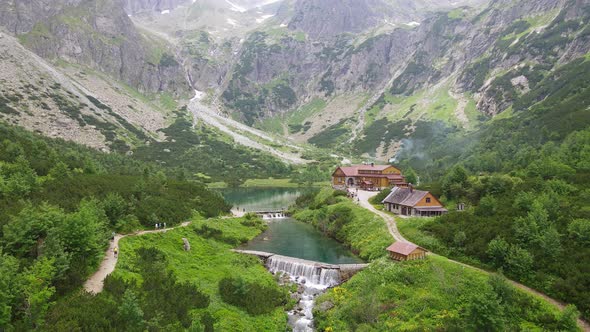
[239,218,364,264]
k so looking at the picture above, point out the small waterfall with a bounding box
[266,255,341,332]
[267,256,340,288]
[261,212,287,220]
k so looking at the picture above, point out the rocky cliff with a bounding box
[0,0,190,96]
[122,0,188,15]
[209,0,590,158]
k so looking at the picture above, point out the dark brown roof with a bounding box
[386,242,426,255]
[382,187,429,207]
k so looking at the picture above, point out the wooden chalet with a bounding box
[332,164,407,190]
[382,186,447,217]
[386,242,427,261]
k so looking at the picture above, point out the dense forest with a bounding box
[401,126,590,320]
[394,55,590,319]
[0,123,230,329]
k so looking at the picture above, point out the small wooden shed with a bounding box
[386,242,427,261]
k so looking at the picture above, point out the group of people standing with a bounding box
[347,188,361,203]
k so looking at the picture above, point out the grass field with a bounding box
[397,217,451,256]
[113,216,290,331]
[314,255,571,331]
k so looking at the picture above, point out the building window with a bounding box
[426,198,431,203]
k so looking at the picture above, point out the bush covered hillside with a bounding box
[132,107,293,186]
[314,257,579,331]
[45,216,292,331]
[391,51,590,320]
[0,123,230,329]
[291,189,581,331]
[397,117,590,318]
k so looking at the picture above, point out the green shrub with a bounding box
[369,188,391,205]
[218,276,288,315]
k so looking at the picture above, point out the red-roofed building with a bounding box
[332,164,407,189]
[386,242,428,261]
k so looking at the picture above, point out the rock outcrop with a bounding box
[0,0,190,96]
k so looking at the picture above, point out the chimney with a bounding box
[409,183,413,193]
[371,162,374,167]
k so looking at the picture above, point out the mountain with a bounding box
[0,0,588,165]
[1,0,590,329]
[0,0,189,96]
[0,0,298,178]
[282,0,488,39]
[209,0,590,161]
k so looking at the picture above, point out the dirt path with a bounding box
[188,92,307,164]
[357,190,408,243]
[83,221,191,294]
[355,190,590,331]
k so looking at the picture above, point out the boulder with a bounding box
[317,301,335,312]
[182,238,190,251]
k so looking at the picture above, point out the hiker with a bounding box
[111,232,115,240]
[164,222,166,228]
[114,247,118,257]
[155,223,159,229]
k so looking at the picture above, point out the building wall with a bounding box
[332,169,346,186]
[383,166,401,175]
[388,248,427,261]
[333,176,345,185]
[386,203,441,217]
[385,202,403,214]
[406,248,427,260]
[415,193,444,207]
[357,176,389,188]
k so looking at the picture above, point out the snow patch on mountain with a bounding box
[226,0,247,12]
[256,14,274,23]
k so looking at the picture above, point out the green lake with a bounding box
[219,187,363,265]
[239,218,363,264]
